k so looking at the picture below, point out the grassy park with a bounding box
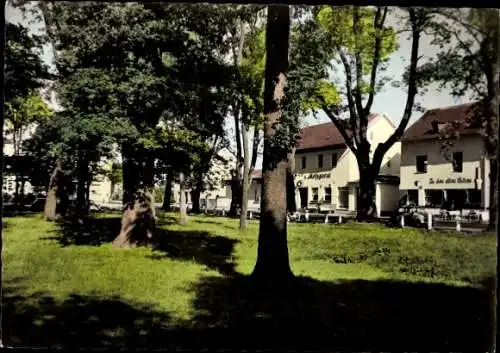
[3,212,496,350]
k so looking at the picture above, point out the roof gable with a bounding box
[401,101,484,142]
[296,114,379,151]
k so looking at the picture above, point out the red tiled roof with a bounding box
[401,101,484,142]
[296,114,379,151]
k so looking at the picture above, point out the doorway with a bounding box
[299,187,308,209]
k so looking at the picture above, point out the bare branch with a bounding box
[374,8,423,166]
[352,7,365,119]
[249,126,260,177]
[364,6,387,116]
[337,47,360,145]
[321,104,358,155]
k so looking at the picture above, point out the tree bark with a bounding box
[286,148,296,213]
[179,172,188,225]
[76,154,89,216]
[44,160,62,221]
[162,169,173,211]
[57,172,69,216]
[114,144,156,247]
[229,20,246,218]
[239,125,251,231]
[252,4,292,282]
[109,182,115,203]
[191,186,202,214]
[356,164,378,221]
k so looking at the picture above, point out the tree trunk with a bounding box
[240,125,251,231]
[252,4,292,282]
[44,160,62,221]
[191,187,202,214]
[229,20,246,218]
[57,173,69,216]
[76,154,89,216]
[356,164,378,221]
[114,144,156,247]
[85,172,91,211]
[286,148,296,213]
[162,170,173,211]
[179,172,188,225]
[20,179,26,205]
[489,156,498,231]
[109,182,115,203]
[229,177,242,217]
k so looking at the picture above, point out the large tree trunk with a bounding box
[44,160,62,221]
[286,148,296,213]
[162,169,174,211]
[239,125,251,231]
[252,4,292,281]
[489,158,498,231]
[114,145,155,247]
[179,172,188,225]
[356,162,378,221]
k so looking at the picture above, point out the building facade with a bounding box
[400,102,490,218]
[293,113,402,216]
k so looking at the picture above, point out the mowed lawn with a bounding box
[2,212,496,350]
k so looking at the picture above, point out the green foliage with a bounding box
[286,6,398,122]
[153,186,165,203]
[4,21,51,102]
[5,92,53,136]
[106,163,123,186]
[316,6,397,73]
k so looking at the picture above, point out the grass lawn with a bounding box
[2,212,496,350]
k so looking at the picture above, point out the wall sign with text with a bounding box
[305,173,331,180]
[429,177,472,184]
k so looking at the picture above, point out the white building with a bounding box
[293,113,402,216]
[400,102,490,219]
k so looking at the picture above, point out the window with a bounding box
[425,190,444,207]
[318,154,323,168]
[338,187,349,208]
[452,152,463,172]
[332,153,338,168]
[416,155,428,173]
[444,189,467,210]
[324,187,332,203]
[465,189,481,208]
[407,190,418,205]
[312,187,319,202]
[301,156,307,169]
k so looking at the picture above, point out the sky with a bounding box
[6,3,472,169]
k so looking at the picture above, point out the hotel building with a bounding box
[400,102,490,219]
[293,113,402,216]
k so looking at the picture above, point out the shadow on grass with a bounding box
[47,216,122,246]
[3,275,494,350]
[191,218,240,231]
[149,228,239,276]
[47,216,238,276]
